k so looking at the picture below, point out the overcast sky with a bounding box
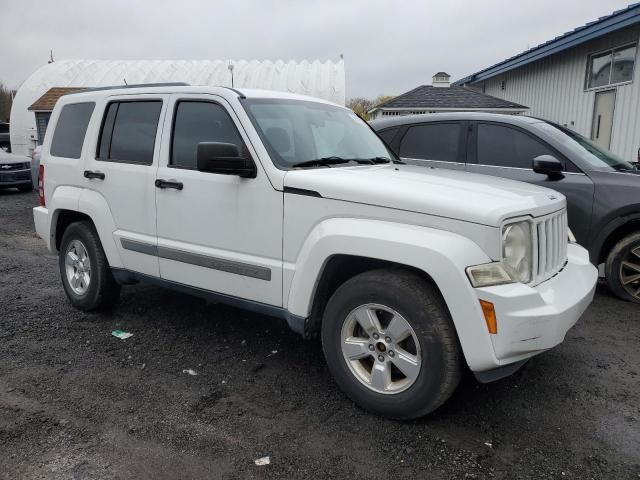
[0,0,632,99]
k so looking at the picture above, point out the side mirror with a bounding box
[197,142,256,178]
[532,155,563,180]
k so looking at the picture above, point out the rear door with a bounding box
[83,95,168,277]
[397,121,467,171]
[466,121,595,243]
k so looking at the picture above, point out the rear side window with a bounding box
[171,101,244,170]
[399,123,461,162]
[97,101,162,164]
[0,124,8,133]
[50,103,95,159]
[477,123,555,169]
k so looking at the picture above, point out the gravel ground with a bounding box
[0,190,639,480]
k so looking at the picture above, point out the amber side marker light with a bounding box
[479,300,497,334]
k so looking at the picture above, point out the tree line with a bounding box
[0,83,14,123]
[347,95,394,121]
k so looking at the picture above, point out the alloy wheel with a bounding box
[65,239,92,296]
[340,303,421,394]
[619,245,640,301]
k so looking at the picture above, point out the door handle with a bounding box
[84,170,105,180]
[155,179,183,190]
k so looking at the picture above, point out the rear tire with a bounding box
[605,232,640,304]
[59,221,120,311]
[321,269,461,420]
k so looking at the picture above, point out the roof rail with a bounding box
[67,82,191,94]
[222,86,246,99]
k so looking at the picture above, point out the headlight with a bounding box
[502,221,533,284]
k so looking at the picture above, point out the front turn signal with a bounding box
[479,300,497,334]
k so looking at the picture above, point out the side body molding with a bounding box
[285,218,497,371]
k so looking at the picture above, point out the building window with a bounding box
[35,112,51,145]
[586,43,637,89]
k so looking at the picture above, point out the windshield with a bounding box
[536,121,635,172]
[241,98,395,169]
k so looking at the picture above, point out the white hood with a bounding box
[0,151,30,165]
[284,164,565,227]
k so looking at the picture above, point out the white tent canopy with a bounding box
[10,59,345,155]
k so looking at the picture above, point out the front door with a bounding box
[590,90,616,150]
[83,95,167,277]
[155,94,283,307]
[466,122,595,245]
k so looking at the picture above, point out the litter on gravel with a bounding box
[254,456,270,466]
[182,369,198,376]
[111,330,133,340]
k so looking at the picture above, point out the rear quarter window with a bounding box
[50,103,95,159]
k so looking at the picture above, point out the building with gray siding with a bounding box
[455,3,640,162]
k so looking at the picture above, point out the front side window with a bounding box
[97,101,162,164]
[477,123,555,169]
[587,44,637,89]
[399,123,461,162]
[50,102,95,159]
[171,101,245,169]
[242,99,393,169]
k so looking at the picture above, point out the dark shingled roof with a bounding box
[372,85,527,111]
[433,71,450,77]
[28,87,86,112]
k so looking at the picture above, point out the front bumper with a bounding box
[472,243,597,372]
[0,168,31,187]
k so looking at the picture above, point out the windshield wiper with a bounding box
[291,157,352,168]
[291,156,399,169]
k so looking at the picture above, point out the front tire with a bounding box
[59,221,120,311]
[321,269,461,420]
[605,232,640,304]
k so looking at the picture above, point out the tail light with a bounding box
[38,165,45,207]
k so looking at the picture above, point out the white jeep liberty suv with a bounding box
[33,84,598,419]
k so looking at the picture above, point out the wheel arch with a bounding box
[49,186,122,268]
[591,212,640,265]
[285,218,497,370]
[304,254,445,339]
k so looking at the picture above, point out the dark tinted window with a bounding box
[171,101,244,169]
[477,123,555,169]
[399,123,461,162]
[0,124,8,133]
[378,128,399,146]
[99,101,162,164]
[50,103,95,159]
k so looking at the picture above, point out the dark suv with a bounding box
[371,112,640,303]
[0,123,10,152]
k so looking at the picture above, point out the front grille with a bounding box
[534,210,568,284]
[0,162,29,171]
